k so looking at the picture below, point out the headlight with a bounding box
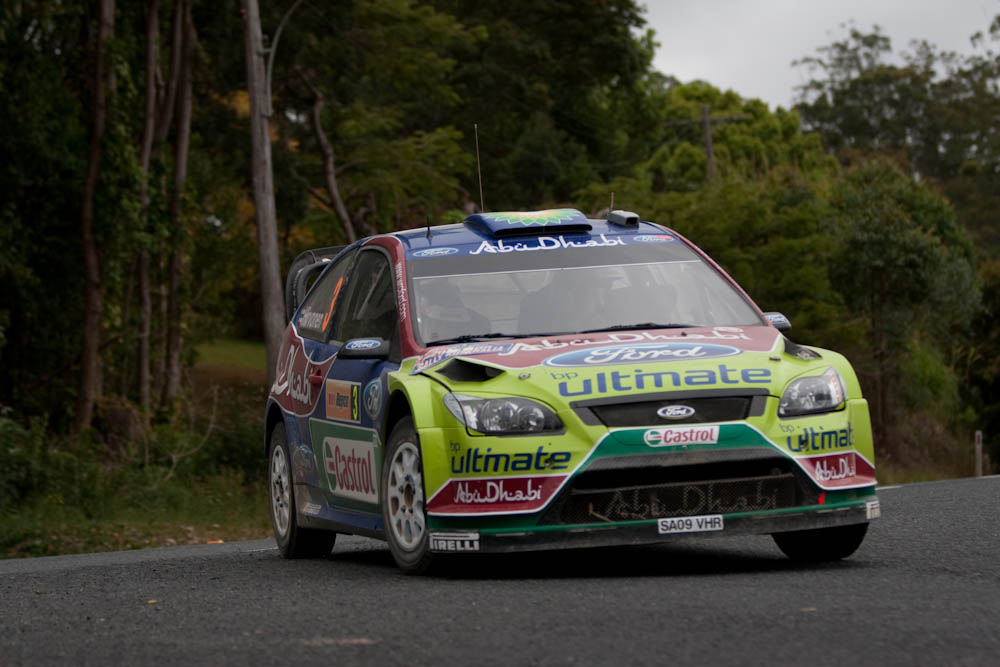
[778,368,846,417]
[443,393,563,434]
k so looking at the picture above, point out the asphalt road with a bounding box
[2,477,998,666]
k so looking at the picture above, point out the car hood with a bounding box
[411,326,830,402]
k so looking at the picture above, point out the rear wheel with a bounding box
[381,417,435,574]
[772,522,868,562]
[268,422,336,558]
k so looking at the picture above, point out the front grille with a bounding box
[588,396,751,427]
[540,457,811,525]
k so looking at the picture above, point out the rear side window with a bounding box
[296,251,356,341]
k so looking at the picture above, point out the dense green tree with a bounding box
[793,19,998,463]
[429,0,659,209]
[578,82,846,345]
[828,160,978,447]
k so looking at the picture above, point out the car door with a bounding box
[310,247,402,527]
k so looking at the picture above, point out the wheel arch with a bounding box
[265,401,286,456]
[383,389,412,438]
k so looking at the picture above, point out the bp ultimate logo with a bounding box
[544,342,742,367]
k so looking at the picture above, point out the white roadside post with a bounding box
[975,430,983,477]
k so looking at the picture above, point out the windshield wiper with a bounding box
[424,332,521,346]
[577,322,698,334]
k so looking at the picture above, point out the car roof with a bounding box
[388,208,677,255]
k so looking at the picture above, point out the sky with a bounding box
[642,0,999,109]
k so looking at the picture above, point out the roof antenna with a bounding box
[609,191,614,217]
[474,123,486,212]
[426,215,432,239]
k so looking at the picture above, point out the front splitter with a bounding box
[429,500,876,554]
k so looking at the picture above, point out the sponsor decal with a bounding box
[413,247,459,257]
[470,234,625,255]
[449,446,571,474]
[785,424,853,453]
[813,452,856,482]
[344,338,381,351]
[657,405,695,420]
[453,478,543,504]
[632,234,675,243]
[412,342,514,374]
[427,475,566,515]
[322,276,345,332]
[545,342,741,368]
[429,532,480,552]
[298,308,325,331]
[270,330,335,415]
[644,425,719,447]
[363,379,382,421]
[503,328,753,357]
[395,261,407,321]
[658,514,724,535]
[302,502,322,515]
[588,479,780,522]
[794,450,877,490]
[322,437,378,504]
[866,499,881,520]
[325,379,360,423]
[557,365,772,397]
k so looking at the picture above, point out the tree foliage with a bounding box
[0,2,995,475]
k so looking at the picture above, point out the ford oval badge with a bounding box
[657,405,695,420]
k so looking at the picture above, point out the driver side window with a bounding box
[331,250,400,354]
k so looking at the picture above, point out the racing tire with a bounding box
[268,423,336,559]
[772,522,868,562]
[381,417,436,575]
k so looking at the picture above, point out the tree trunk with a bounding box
[161,0,194,409]
[243,0,286,386]
[75,0,115,433]
[155,0,183,146]
[137,0,159,418]
[302,74,357,243]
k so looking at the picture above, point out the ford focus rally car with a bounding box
[265,208,879,573]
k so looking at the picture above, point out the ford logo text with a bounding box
[657,405,696,420]
[543,342,742,367]
[413,247,459,257]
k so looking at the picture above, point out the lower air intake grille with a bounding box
[540,458,807,526]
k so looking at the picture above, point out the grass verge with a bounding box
[1,338,272,559]
[1,470,270,558]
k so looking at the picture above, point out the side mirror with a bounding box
[764,312,792,332]
[339,338,390,359]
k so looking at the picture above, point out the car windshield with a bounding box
[407,242,763,345]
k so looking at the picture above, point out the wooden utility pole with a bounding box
[665,104,750,183]
[243,0,285,385]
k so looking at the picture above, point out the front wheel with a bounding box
[381,417,435,574]
[268,422,336,558]
[772,522,868,562]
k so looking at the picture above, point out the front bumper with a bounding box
[429,498,878,553]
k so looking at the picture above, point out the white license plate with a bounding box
[657,514,724,535]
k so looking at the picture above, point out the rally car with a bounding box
[265,208,878,573]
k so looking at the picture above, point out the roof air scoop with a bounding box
[608,210,640,227]
[464,208,592,238]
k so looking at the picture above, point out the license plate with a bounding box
[657,514,724,535]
